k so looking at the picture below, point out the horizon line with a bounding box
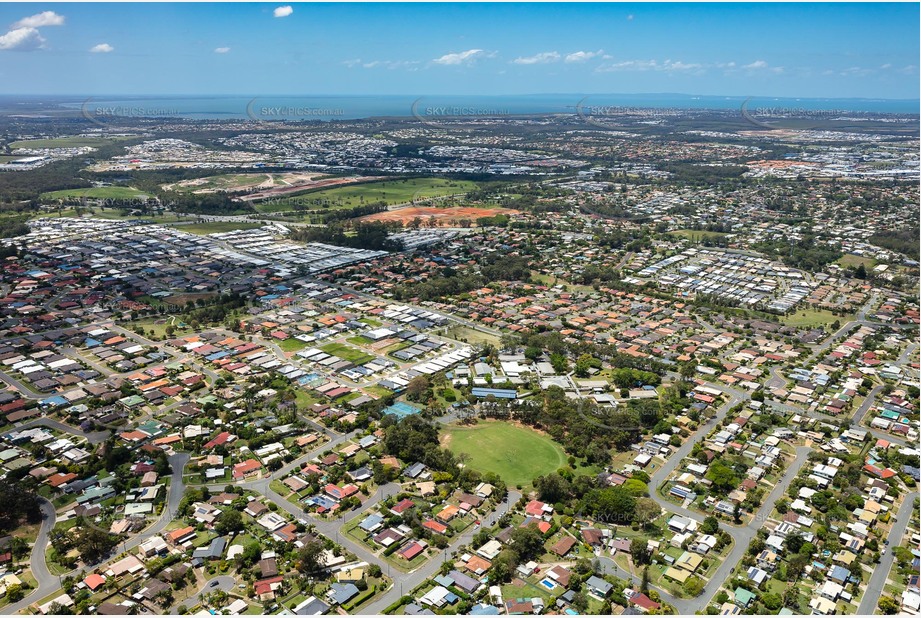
[3,93,920,103]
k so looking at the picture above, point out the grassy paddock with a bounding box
[41,186,148,201]
[255,177,478,213]
[170,221,263,235]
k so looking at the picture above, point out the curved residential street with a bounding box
[170,575,237,614]
[3,286,916,616]
[857,491,920,615]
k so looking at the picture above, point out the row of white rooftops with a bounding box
[210,228,388,272]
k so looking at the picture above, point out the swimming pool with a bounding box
[539,578,557,591]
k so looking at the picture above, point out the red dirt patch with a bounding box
[360,206,517,226]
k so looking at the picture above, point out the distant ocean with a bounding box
[43,93,921,122]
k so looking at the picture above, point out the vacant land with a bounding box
[256,177,478,213]
[782,307,851,327]
[41,186,148,201]
[668,229,729,241]
[442,421,568,488]
[320,342,375,365]
[444,325,501,347]
[164,171,329,195]
[361,205,515,226]
[170,221,263,235]
[836,254,877,269]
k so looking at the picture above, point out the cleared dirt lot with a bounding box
[359,206,517,225]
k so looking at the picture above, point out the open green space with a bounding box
[10,136,131,149]
[170,221,263,235]
[668,229,729,241]
[254,177,479,213]
[836,254,877,269]
[442,421,568,488]
[444,325,501,347]
[165,173,273,193]
[320,342,375,365]
[277,337,310,353]
[41,186,148,201]
[781,307,852,328]
[32,207,186,223]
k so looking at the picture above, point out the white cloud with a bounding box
[214,46,231,54]
[627,14,634,21]
[880,63,892,70]
[513,51,560,65]
[664,60,702,71]
[89,43,113,53]
[565,50,604,63]
[433,48,486,65]
[597,58,703,73]
[741,59,783,74]
[0,27,45,51]
[273,5,293,18]
[362,59,419,70]
[12,11,64,28]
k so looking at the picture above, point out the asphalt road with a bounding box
[852,384,884,427]
[646,374,817,614]
[3,452,191,614]
[15,416,110,445]
[170,575,237,614]
[5,498,58,614]
[697,446,812,611]
[360,490,522,614]
[856,491,919,614]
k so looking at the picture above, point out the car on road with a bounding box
[881,548,887,556]
[209,580,220,588]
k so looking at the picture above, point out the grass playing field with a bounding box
[441,421,568,488]
[254,177,479,213]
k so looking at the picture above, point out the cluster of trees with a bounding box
[869,226,920,258]
[480,524,548,583]
[50,520,121,566]
[175,292,248,328]
[487,386,674,465]
[658,163,749,186]
[312,202,387,223]
[0,480,42,533]
[753,235,843,271]
[0,214,30,239]
[394,252,532,302]
[290,221,403,252]
[381,415,457,473]
[532,468,660,530]
[162,192,253,215]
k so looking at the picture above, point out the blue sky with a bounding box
[0,3,918,99]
